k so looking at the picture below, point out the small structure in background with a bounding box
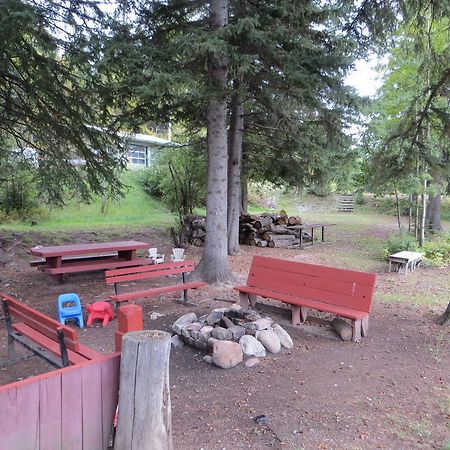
[57,293,84,328]
[388,251,423,274]
[337,194,355,212]
[148,247,165,264]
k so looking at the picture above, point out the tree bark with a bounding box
[426,192,442,232]
[419,179,427,247]
[227,81,243,256]
[114,331,172,450]
[193,0,232,283]
[241,174,248,214]
[394,189,401,230]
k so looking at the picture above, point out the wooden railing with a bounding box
[0,353,120,450]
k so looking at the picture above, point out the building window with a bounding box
[128,145,147,165]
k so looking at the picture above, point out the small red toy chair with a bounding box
[86,302,115,327]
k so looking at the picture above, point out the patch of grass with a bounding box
[388,415,433,444]
[376,292,448,308]
[0,172,176,232]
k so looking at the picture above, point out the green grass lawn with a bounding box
[1,173,176,231]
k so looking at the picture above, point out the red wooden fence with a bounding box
[0,353,120,450]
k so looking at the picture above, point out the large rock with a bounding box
[239,335,266,357]
[172,313,197,334]
[211,340,243,369]
[171,335,185,348]
[257,329,281,353]
[228,325,246,341]
[206,311,225,326]
[273,324,293,349]
[253,318,273,331]
[199,325,214,342]
[211,326,232,341]
[229,303,242,312]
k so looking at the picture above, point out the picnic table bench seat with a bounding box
[1,293,102,368]
[105,260,207,308]
[235,256,377,342]
[41,257,155,275]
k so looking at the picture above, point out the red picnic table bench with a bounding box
[30,240,152,280]
[235,256,376,342]
[1,293,102,368]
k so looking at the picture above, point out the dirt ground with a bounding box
[0,223,449,450]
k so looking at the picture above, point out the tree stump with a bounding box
[114,331,173,450]
[331,317,353,341]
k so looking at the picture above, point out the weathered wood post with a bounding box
[114,330,173,450]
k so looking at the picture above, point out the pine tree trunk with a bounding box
[419,180,427,247]
[241,172,248,214]
[193,0,232,283]
[227,82,243,256]
[426,192,442,232]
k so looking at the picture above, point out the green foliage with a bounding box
[372,196,410,216]
[422,234,450,267]
[0,170,37,215]
[139,146,207,224]
[0,170,174,230]
[0,0,127,205]
[382,231,418,259]
[363,14,450,200]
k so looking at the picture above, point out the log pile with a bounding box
[180,215,207,247]
[239,211,310,248]
[180,211,310,249]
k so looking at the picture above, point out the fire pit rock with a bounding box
[171,304,293,369]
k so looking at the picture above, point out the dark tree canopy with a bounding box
[0,0,126,204]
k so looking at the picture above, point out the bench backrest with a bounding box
[0,293,80,352]
[246,256,376,313]
[105,260,196,285]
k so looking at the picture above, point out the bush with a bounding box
[382,231,418,259]
[139,146,207,223]
[422,234,450,267]
[373,196,410,216]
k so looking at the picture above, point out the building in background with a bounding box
[123,133,173,169]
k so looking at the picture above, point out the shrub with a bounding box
[382,231,418,259]
[139,146,207,224]
[373,196,410,216]
[422,234,450,267]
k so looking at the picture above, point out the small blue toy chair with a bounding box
[57,293,84,328]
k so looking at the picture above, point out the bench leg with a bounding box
[300,307,308,322]
[352,319,362,342]
[291,306,300,325]
[2,300,15,359]
[239,292,250,308]
[361,316,369,337]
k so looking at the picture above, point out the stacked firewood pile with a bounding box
[180,215,207,247]
[239,211,310,248]
[180,211,310,248]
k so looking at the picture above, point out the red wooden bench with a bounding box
[30,241,152,279]
[235,256,377,341]
[105,260,207,308]
[1,293,102,367]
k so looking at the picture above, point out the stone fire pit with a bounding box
[171,304,293,369]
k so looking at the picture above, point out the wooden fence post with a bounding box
[114,330,173,450]
[114,304,144,352]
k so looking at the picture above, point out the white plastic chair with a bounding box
[171,248,185,262]
[149,247,164,264]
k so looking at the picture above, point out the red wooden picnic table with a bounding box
[30,240,151,277]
